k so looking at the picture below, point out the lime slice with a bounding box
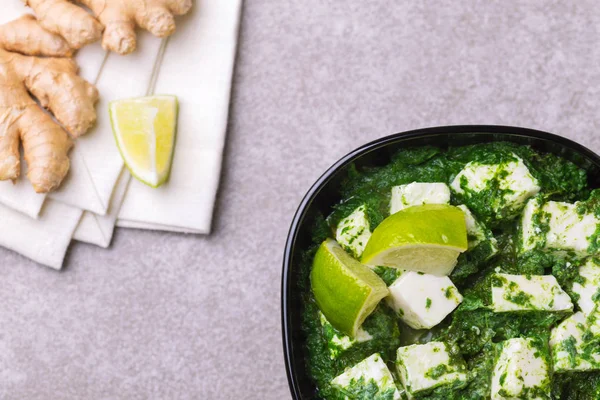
[110,95,178,188]
[361,204,468,276]
[311,239,388,337]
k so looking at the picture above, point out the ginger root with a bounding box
[0,16,98,193]
[25,0,193,55]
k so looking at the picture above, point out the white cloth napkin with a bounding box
[51,34,166,215]
[0,6,119,219]
[0,0,241,267]
[118,0,242,233]
[47,42,117,216]
[68,33,165,247]
[0,200,82,269]
[73,170,131,248]
[0,3,161,265]
[0,162,45,219]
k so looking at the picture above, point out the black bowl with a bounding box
[281,125,600,399]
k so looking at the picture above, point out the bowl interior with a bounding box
[282,126,600,399]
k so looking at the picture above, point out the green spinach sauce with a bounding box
[301,142,599,399]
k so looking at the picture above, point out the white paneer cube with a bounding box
[319,312,372,359]
[390,182,450,215]
[451,155,540,218]
[331,353,401,400]
[396,342,467,396]
[335,205,372,259]
[572,259,600,315]
[545,201,599,254]
[499,158,542,211]
[550,312,600,372]
[451,163,497,193]
[387,270,462,329]
[491,338,551,399]
[491,273,573,313]
[521,198,600,255]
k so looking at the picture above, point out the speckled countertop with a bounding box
[2,1,600,399]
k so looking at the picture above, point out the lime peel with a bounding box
[311,239,388,338]
[110,95,178,188]
[361,204,468,276]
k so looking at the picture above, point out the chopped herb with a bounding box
[372,265,402,286]
[425,364,450,380]
[592,287,600,302]
[563,336,578,368]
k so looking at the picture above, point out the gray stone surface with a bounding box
[2,0,600,398]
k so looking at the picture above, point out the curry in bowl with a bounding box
[302,142,600,399]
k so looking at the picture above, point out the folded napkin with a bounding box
[118,0,242,233]
[0,6,118,219]
[0,0,241,268]
[69,32,165,248]
[0,163,45,219]
[0,6,162,265]
[74,170,131,248]
[0,7,119,217]
[0,200,82,269]
[0,167,128,265]
[51,33,166,215]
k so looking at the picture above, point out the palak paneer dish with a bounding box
[302,142,600,399]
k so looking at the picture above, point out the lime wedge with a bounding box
[361,204,468,276]
[311,239,388,337]
[110,95,178,188]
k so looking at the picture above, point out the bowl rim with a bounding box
[281,124,600,400]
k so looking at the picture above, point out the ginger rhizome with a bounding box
[0,0,191,191]
[25,0,193,55]
[0,15,98,193]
